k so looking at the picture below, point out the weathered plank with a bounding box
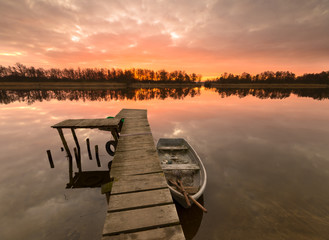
[111,149,158,163]
[103,205,180,236]
[119,134,154,142]
[52,118,121,128]
[108,188,173,212]
[113,146,156,156]
[111,156,159,168]
[116,109,147,119]
[157,146,188,151]
[53,119,80,128]
[161,164,200,170]
[120,127,153,135]
[120,132,152,137]
[102,225,185,240]
[111,158,160,168]
[111,164,162,177]
[117,135,155,146]
[111,172,167,194]
[115,135,156,152]
[121,119,150,126]
[121,125,150,131]
[110,141,161,176]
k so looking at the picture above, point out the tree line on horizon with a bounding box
[205,70,329,85]
[0,63,202,83]
[1,63,328,85]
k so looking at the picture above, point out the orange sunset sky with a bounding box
[0,0,329,78]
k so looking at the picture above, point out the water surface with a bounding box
[1,87,329,240]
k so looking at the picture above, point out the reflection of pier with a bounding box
[52,109,186,239]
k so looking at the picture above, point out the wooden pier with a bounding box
[102,109,185,239]
[52,108,185,239]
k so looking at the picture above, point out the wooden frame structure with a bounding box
[51,118,123,185]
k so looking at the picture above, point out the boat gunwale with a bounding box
[157,138,207,206]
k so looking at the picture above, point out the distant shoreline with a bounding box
[0,81,328,90]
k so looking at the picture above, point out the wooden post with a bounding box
[95,145,101,167]
[111,129,119,143]
[118,118,124,132]
[86,138,92,160]
[74,147,82,172]
[71,128,81,163]
[47,150,54,168]
[57,128,73,185]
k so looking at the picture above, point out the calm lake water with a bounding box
[1,87,329,240]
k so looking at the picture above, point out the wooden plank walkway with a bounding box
[52,118,121,129]
[102,109,185,240]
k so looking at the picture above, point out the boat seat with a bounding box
[161,163,200,170]
[157,146,188,151]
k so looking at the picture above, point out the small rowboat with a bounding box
[157,138,207,208]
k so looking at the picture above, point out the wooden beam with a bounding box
[74,147,82,172]
[71,128,81,164]
[111,129,119,142]
[52,118,121,129]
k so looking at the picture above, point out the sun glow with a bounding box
[71,36,80,42]
[0,52,22,56]
[170,32,180,39]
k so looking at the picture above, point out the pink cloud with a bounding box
[0,0,328,77]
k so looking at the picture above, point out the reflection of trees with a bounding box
[2,87,329,104]
[0,88,201,105]
[212,88,329,100]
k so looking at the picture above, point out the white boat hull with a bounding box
[157,138,207,208]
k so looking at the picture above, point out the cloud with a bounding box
[0,0,328,76]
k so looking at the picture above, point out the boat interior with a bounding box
[157,139,201,195]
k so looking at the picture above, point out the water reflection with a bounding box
[1,87,329,105]
[176,196,204,240]
[0,88,201,105]
[210,87,329,100]
[1,88,329,239]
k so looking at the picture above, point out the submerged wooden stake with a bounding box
[47,150,54,168]
[86,138,92,160]
[95,145,101,167]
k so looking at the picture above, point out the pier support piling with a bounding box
[56,128,73,185]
